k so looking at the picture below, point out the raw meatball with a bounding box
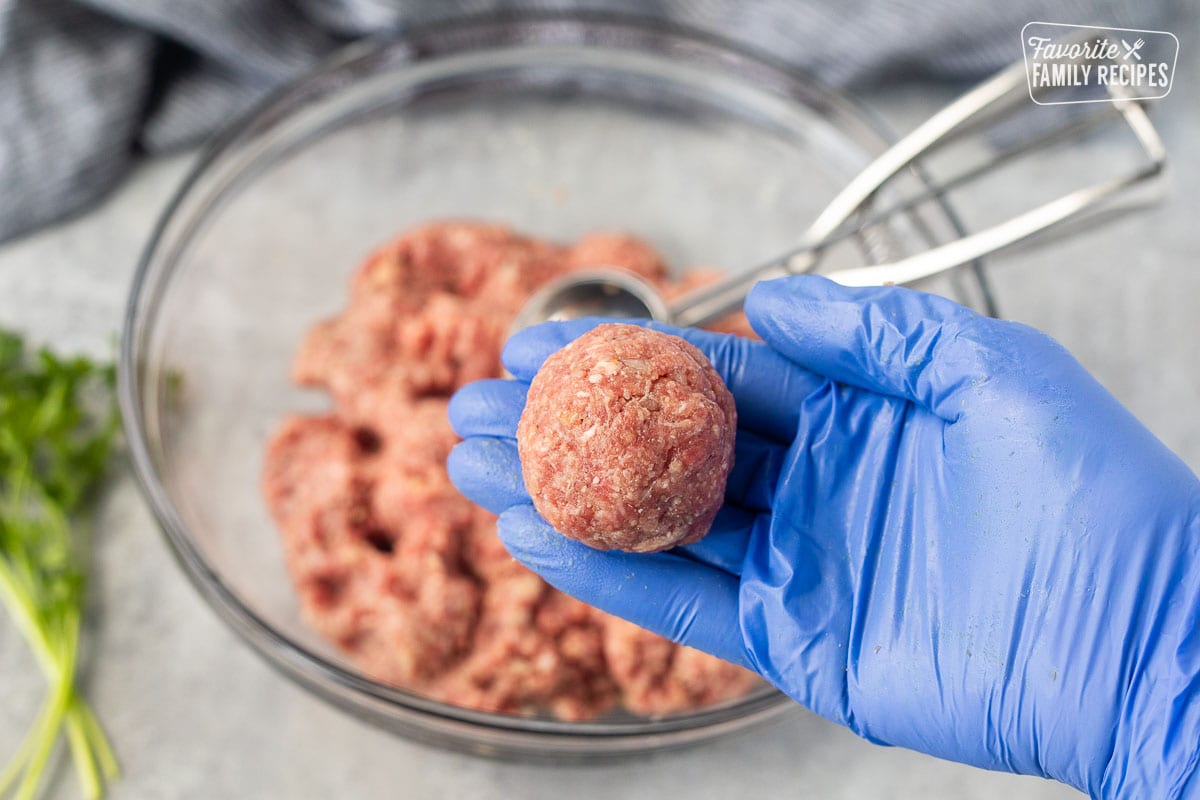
[517,324,736,553]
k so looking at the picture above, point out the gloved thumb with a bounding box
[745,275,1004,421]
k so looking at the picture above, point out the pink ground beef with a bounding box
[517,324,737,553]
[262,221,756,720]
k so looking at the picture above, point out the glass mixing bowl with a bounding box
[119,15,995,760]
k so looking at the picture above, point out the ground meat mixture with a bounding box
[262,221,757,720]
[517,324,736,553]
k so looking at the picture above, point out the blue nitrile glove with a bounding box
[446,276,1200,798]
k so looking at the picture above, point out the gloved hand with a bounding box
[447,276,1200,798]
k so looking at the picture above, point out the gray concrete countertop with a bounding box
[2,57,1196,800]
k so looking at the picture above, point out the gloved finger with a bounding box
[498,504,751,669]
[504,318,823,441]
[745,275,987,422]
[448,379,526,439]
[446,438,528,514]
[727,429,785,511]
[675,505,755,576]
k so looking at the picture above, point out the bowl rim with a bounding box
[118,11,992,756]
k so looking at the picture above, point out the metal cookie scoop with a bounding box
[511,46,1165,334]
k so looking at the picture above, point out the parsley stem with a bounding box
[14,658,72,800]
[0,562,57,677]
[64,704,101,800]
[78,704,118,781]
[0,703,43,796]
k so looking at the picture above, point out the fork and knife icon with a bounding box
[1121,37,1146,60]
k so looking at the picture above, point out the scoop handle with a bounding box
[667,43,1163,329]
[667,61,1032,328]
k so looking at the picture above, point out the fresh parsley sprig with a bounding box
[0,330,119,800]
